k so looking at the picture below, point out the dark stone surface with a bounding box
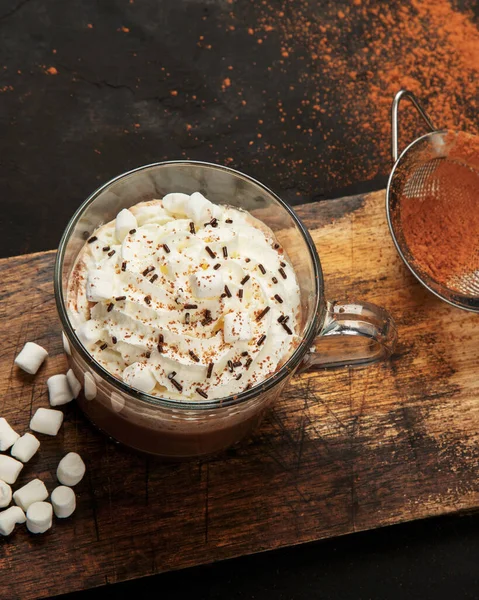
[1,0,478,598]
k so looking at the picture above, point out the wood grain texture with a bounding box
[0,190,477,599]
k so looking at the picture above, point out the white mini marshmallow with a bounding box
[0,455,23,484]
[123,362,156,393]
[13,479,49,511]
[188,191,219,224]
[51,486,76,518]
[47,374,74,407]
[66,369,82,399]
[162,192,191,216]
[115,208,138,242]
[190,269,224,299]
[0,506,26,536]
[0,418,20,451]
[86,269,114,302]
[30,408,64,437]
[57,452,86,487]
[77,319,100,346]
[26,501,52,534]
[62,331,71,355]
[14,342,48,375]
[84,373,97,400]
[0,480,12,508]
[223,311,252,343]
[11,433,40,463]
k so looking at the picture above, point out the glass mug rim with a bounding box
[54,160,324,411]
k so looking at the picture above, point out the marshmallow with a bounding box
[84,373,97,400]
[0,506,26,536]
[57,452,86,487]
[11,433,40,463]
[190,269,224,299]
[13,479,49,511]
[51,486,76,518]
[62,331,71,355]
[223,311,252,343]
[188,191,219,224]
[66,369,82,399]
[0,480,12,508]
[14,342,48,375]
[86,269,114,302]
[47,374,74,407]
[0,418,20,451]
[77,319,100,347]
[26,502,53,534]
[115,208,137,242]
[0,455,23,484]
[123,362,156,393]
[162,192,191,216]
[30,408,64,436]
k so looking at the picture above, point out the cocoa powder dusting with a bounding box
[398,132,479,288]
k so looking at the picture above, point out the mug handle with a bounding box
[298,300,397,371]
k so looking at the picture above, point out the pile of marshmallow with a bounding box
[0,341,86,536]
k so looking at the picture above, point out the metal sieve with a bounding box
[386,89,479,312]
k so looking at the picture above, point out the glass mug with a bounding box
[54,161,397,459]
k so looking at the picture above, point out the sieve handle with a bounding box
[391,90,437,162]
[298,300,397,371]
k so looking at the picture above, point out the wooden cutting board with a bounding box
[0,190,478,600]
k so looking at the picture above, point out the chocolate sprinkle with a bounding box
[129,228,136,234]
[87,236,97,244]
[102,246,110,252]
[171,378,183,392]
[258,264,266,274]
[221,293,227,298]
[257,306,270,321]
[207,363,214,378]
[282,322,293,335]
[142,266,155,276]
[157,344,164,353]
[185,312,190,324]
[168,371,177,380]
[196,387,208,399]
[278,315,285,323]
[150,274,158,283]
[144,295,151,305]
[100,343,108,350]
[224,285,232,298]
[112,336,117,344]
[272,276,278,284]
[245,357,253,369]
[121,261,127,271]
[225,218,233,224]
[280,261,286,267]
[227,360,235,372]
[210,218,218,228]
[158,334,164,344]
[257,334,266,346]
[107,303,114,312]
[236,373,242,380]
[108,249,116,257]
[240,275,250,285]
[205,246,216,259]
[145,351,151,359]
[274,294,284,304]
[274,243,280,249]
[238,289,243,300]
[233,361,242,368]
[115,296,126,301]
[241,351,249,357]
[163,243,171,253]
[184,303,198,309]
[213,263,221,270]
[189,350,200,363]
[222,246,228,258]
[279,267,287,279]
[245,258,251,263]
[190,222,196,234]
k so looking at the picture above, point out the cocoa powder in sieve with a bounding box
[399,132,479,287]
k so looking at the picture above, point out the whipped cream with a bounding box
[67,192,301,400]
